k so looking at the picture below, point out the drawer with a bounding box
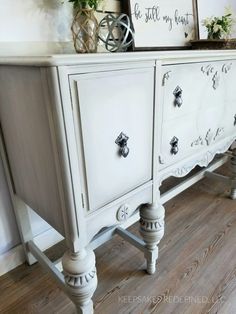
[160,102,233,169]
[159,115,200,168]
[70,68,154,211]
[162,60,236,122]
[160,60,236,169]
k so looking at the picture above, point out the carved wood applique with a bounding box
[162,71,172,86]
[191,127,225,147]
[201,63,232,90]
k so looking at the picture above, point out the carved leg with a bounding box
[230,149,236,200]
[62,248,97,314]
[139,202,165,275]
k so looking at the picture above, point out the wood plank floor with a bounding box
[0,163,236,314]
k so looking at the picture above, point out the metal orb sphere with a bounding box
[98,13,134,52]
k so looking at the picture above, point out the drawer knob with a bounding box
[170,136,179,155]
[173,86,183,107]
[115,132,130,158]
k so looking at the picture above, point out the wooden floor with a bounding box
[0,163,236,314]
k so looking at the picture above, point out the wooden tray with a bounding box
[190,39,236,50]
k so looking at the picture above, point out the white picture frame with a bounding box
[126,0,198,50]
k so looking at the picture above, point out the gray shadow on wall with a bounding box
[24,0,73,43]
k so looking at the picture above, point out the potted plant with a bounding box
[202,7,236,40]
[191,7,236,49]
[69,0,103,53]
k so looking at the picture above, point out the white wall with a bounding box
[0,0,72,42]
[0,0,74,55]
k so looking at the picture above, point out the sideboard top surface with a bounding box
[1,50,236,66]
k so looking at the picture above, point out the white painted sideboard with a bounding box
[0,50,236,313]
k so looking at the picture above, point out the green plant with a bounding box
[202,7,236,39]
[68,0,103,10]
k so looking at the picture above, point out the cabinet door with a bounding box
[70,68,154,211]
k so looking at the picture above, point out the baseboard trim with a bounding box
[0,228,64,276]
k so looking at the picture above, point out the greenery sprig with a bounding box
[68,0,103,10]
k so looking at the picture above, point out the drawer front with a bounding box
[70,68,154,211]
[162,60,236,121]
[160,60,236,169]
[160,115,200,167]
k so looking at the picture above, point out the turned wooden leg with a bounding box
[230,149,236,199]
[62,248,97,314]
[139,202,165,275]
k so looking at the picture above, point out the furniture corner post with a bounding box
[230,148,236,199]
[62,248,97,314]
[139,202,165,275]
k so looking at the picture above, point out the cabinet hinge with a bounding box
[81,193,85,208]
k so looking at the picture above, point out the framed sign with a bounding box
[125,0,198,50]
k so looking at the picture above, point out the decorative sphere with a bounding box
[98,13,134,52]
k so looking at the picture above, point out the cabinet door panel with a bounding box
[71,68,154,211]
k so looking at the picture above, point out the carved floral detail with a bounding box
[222,63,232,74]
[117,204,130,222]
[160,136,236,182]
[201,64,215,76]
[65,268,97,288]
[159,155,165,164]
[191,136,204,147]
[201,62,232,90]
[214,127,224,140]
[191,127,224,147]
[205,128,214,146]
[212,71,220,90]
[162,71,172,86]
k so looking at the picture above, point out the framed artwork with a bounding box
[124,0,198,50]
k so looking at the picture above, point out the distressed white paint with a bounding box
[1,51,236,312]
[0,1,234,285]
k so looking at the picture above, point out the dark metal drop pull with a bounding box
[170,136,179,155]
[173,86,183,107]
[234,114,236,126]
[115,132,130,158]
